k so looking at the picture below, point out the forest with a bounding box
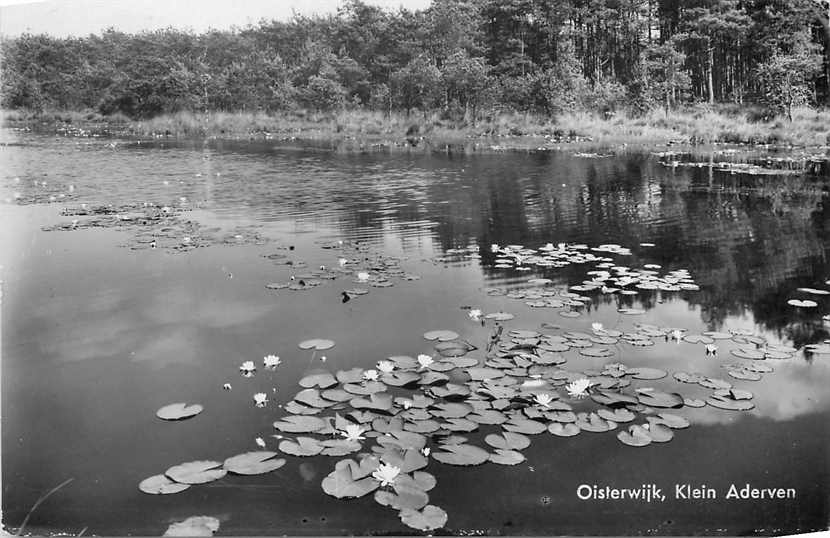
[1,0,829,124]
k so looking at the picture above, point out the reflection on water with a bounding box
[1,133,829,535]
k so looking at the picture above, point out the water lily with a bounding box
[372,463,401,487]
[534,393,555,407]
[705,344,718,356]
[468,309,482,321]
[376,360,395,373]
[357,271,370,282]
[240,360,256,375]
[253,392,268,407]
[417,354,434,370]
[401,399,413,409]
[421,447,431,457]
[363,369,379,382]
[263,354,281,369]
[566,378,593,399]
[671,329,683,342]
[338,258,348,267]
[222,383,232,391]
[255,437,266,448]
[339,424,366,442]
[490,244,499,253]
[591,322,604,333]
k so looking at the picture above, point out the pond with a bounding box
[1,132,829,536]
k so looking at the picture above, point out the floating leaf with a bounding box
[489,449,526,465]
[321,461,379,499]
[383,371,421,386]
[351,393,394,413]
[797,287,830,295]
[377,430,427,451]
[273,415,327,433]
[627,367,667,380]
[432,444,490,466]
[597,408,636,423]
[404,419,441,433]
[295,388,336,408]
[223,451,285,475]
[575,412,616,432]
[423,330,460,341]
[336,368,365,384]
[278,436,324,457]
[380,448,429,473]
[485,312,515,321]
[399,505,448,531]
[466,409,508,425]
[374,484,430,511]
[430,402,473,419]
[299,372,338,389]
[617,425,652,447]
[139,474,191,495]
[412,471,437,491]
[730,348,765,360]
[706,393,755,411]
[548,423,580,437]
[165,461,226,485]
[647,413,690,429]
[441,418,479,432]
[467,367,504,381]
[683,334,714,344]
[434,340,475,358]
[484,432,531,450]
[579,347,615,358]
[163,516,220,537]
[683,397,705,408]
[156,403,203,421]
[503,418,548,435]
[298,339,336,350]
[636,389,684,408]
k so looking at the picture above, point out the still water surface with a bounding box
[1,133,829,535]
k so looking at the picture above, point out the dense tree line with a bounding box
[1,0,828,120]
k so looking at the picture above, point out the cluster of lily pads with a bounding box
[263,239,419,300]
[39,202,269,252]
[140,299,808,533]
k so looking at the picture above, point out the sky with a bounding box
[0,0,431,37]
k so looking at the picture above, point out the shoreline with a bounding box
[4,108,830,157]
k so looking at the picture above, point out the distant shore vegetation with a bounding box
[1,0,829,146]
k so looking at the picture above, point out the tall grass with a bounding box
[5,106,830,148]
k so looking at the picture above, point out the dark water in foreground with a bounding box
[1,134,829,536]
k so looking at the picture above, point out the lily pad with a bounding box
[636,389,684,408]
[163,516,220,537]
[336,368,365,384]
[139,474,191,495]
[299,372,338,389]
[484,432,531,450]
[548,422,580,437]
[648,413,690,429]
[399,505,448,532]
[706,393,755,411]
[575,412,616,432]
[489,449,526,465]
[295,388,337,408]
[377,430,427,451]
[730,348,765,360]
[278,436,324,457]
[597,408,636,423]
[485,312,515,321]
[165,461,227,485]
[298,339,336,350]
[617,425,652,447]
[503,418,548,435]
[435,340,475,358]
[423,330,460,341]
[321,460,379,499]
[432,443,490,466]
[627,367,667,380]
[156,403,203,421]
[379,448,429,473]
[467,367,505,381]
[374,484,430,511]
[223,451,286,475]
[351,393,394,413]
[787,299,818,308]
[273,415,327,433]
[643,422,674,442]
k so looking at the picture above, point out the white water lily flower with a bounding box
[417,354,434,370]
[255,437,266,448]
[468,309,482,321]
[401,399,413,410]
[263,354,281,369]
[372,463,401,487]
[671,329,683,342]
[534,393,555,407]
[253,392,268,407]
[376,360,395,373]
[363,369,379,382]
[705,344,718,356]
[222,383,232,391]
[421,447,431,457]
[591,322,604,333]
[357,271,370,282]
[566,378,593,399]
[339,424,366,442]
[490,244,499,253]
[240,360,256,374]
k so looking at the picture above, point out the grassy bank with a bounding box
[4,106,830,151]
